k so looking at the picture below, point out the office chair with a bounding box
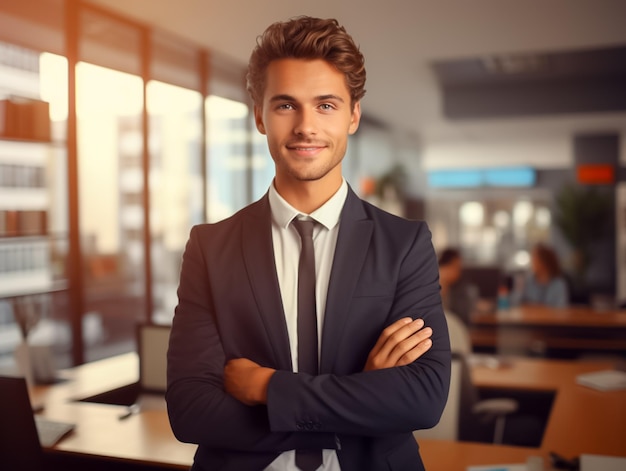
[414,312,518,444]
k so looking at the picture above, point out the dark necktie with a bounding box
[292,219,323,471]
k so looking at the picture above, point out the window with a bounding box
[205,95,249,222]
[77,62,145,362]
[148,81,202,324]
[0,1,258,366]
[428,192,553,270]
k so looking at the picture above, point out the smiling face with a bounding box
[254,58,361,201]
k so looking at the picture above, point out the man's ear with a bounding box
[348,101,362,135]
[254,105,266,135]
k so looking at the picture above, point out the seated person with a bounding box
[512,243,569,307]
[438,248,475,325]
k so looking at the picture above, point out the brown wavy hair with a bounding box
[533,243,563,279]
[246,16,366,109]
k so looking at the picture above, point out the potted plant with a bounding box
[552,183,613,299]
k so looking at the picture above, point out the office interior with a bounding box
[0,1,625,470]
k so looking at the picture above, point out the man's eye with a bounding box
[278,103,294,110]
[319,103,334,111]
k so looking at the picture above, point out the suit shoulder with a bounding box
[360,198,429,231]
[191,198,266,236]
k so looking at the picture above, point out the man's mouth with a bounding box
[287,143,326,149]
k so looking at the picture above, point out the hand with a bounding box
[364,317,432,371]
[223,358,276,406]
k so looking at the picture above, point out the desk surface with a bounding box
[473,357,626,459]
[32,354,196,469]
[32,353,626,471]
[473,305,626,327]
[471,306,626,354]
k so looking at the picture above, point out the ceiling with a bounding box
[86,0,626,145]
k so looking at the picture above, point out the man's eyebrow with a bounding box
[268,94,345,103]
[269,94,296,103]
[315,94,345,103]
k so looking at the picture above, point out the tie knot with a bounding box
[292,218,315,240]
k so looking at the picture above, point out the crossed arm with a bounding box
[168,222,450,450]
[224,317,434,405]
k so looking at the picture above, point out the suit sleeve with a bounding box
[266,222,451,436]
[166,225,336,451]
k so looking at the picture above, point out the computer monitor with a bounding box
[0,376,44,470]
[136,323,171,393]
[461,266,503,299]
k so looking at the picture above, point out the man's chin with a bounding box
[293,174,325,183]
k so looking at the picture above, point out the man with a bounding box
[438,248,474,325]
[167,16,450,471]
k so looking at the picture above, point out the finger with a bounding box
[387,327,432,365]
[368,317,413,357]
[395,338,433,367]
[226,358,259,370]
[375,318,425,361]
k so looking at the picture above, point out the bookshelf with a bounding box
[0,137,55,299]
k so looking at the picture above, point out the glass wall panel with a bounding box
[147,81,202,324]
[79,8,141,76]
[251,120,274,201]
[205,95,249,222]
[426,190,553,270]
[76,61,144,362]
[151,30,201,91]
[205,52,251,221]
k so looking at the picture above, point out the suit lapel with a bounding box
[241,196,293,372]
[320,188,373,373]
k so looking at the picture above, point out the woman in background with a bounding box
[514,243,569,307]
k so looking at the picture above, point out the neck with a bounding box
[274,175,343,214]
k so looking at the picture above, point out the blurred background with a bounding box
[0,0,625,370]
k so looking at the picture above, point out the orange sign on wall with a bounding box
[576,164,615,184]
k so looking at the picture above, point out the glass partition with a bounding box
[76,62,145,362]
[147,81,202,324]
[205,95,249,222]
[251,121,274,201]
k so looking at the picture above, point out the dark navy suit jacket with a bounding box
[166,187,451,471]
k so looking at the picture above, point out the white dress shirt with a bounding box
[264,179,347,471]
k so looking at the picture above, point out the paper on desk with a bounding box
[576,370,626,391]
[467,465,526,471]
[580,454,626,471]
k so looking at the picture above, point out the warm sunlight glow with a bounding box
[76,62,143,117]
[39,53,68,122]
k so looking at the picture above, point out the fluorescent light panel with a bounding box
[427,167,535,188]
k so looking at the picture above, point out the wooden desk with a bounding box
[472,357,626,460]
[420,440,536,471]
[471,306,626,356]
[32,353,626,471]
[32,355,195,469]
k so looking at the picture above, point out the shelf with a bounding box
[0,278,68,300]
[0,135,52,144]
[0,233,49,241]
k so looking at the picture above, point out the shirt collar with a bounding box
[268,179,348,231]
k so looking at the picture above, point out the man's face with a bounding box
[254,58,361,188]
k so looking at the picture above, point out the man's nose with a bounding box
[293,108,318,136]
